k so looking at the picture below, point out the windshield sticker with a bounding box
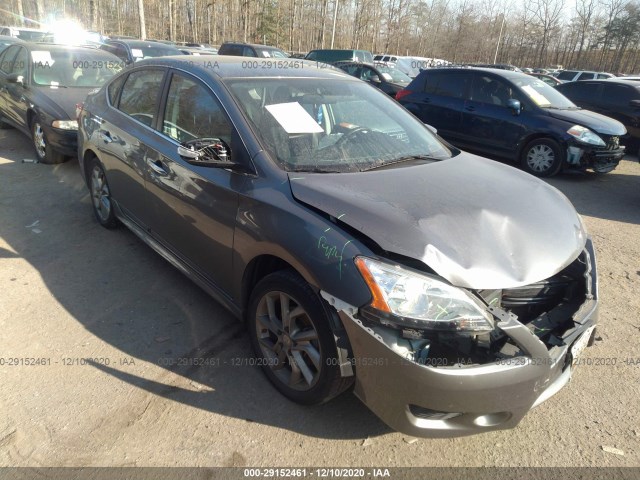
[50,81,59,89]
[131,48,144,58]
[265,102,324,134]
[31,51,54,67]
[522,85,550,106]
[261,51,271,58]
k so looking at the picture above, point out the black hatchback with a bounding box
[397,68,626,176]
[555,78,640,155]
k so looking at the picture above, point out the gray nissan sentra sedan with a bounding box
[77,56,598,437]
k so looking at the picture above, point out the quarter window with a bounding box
[162,74,232,144]
[118,69,165,127]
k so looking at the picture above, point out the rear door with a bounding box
[98,67,167,226]
[460,72,526,157]
[409,70,468,142]
[144,70,240,291]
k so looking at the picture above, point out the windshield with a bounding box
[510,76,577,109]
[257,48,287,58]
[131,44,181,61]
[31,49,121,87]
[378,66,411,84]
[228,78,454,173]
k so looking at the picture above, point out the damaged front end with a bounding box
[322,239,598,437]
[566,133,625,173]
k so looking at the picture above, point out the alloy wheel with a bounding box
[91,165,112,222]
[255,291,322,391]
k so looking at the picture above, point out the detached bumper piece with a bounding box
[326,239,598,437]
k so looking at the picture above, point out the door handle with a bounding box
[147,158,168,176]
[465,105,476,112]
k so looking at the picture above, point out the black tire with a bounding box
[31,116,66,164]
[88,157,118,229]
[247,270,353,405]
[520,138,563,177]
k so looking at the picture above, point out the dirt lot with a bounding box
[0,127,639,468]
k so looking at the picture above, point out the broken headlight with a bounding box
[355,257,494,332]
[567,125,605,147]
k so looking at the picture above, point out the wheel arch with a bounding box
[516,133,567,161]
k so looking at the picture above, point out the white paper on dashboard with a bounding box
[522,85,550,106]
[265,102,324,134]
[131,48,144,58]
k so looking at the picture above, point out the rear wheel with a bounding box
[31,116,66,164]
[247,270,353,405]
[521,138,563,177]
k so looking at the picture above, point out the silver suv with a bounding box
[556,70,614,83]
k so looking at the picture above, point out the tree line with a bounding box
[4,0,640,73]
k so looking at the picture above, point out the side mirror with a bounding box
[7,73,24,86]
[178,138,239,169]
[629,99,640,109]
[507,98,521,115]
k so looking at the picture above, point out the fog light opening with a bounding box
[409,405,462,421]
[473,412,512,427]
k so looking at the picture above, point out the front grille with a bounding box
[605,135,620,150]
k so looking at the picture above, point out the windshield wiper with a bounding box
[361,154,440,171]
[288,167,343,173]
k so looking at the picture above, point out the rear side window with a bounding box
[221,44,243,56]
[118,69,165,126]
[162,73,232,144]
[424,71,469,99]
[597,73,611,79]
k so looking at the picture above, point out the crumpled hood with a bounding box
[289,154,587,290]
[546,108,627,136]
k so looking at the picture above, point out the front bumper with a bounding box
[44,125,78,157]
[325,243,599,437]
[567,138,625,173]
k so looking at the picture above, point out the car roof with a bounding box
[107,39,178,48]
[23,43,110,53]
[422,66,526,79]
[222,42,281,50]
[134,55,351,80]
[569,78,640,86]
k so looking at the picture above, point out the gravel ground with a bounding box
[0,128,639,468]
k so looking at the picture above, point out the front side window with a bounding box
[118,69,165,126]
[162,74,232,144]
[227,78,454,173]
[470,75,520,106]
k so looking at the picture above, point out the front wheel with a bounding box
[247,270,353,405]
[89,157,118,229]
[31,116,66,164]
[520,138,563,177]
